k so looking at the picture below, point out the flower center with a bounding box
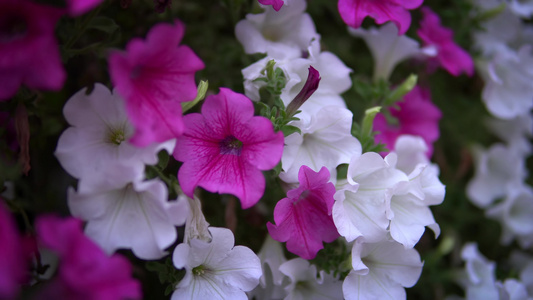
[0,16,27,44]
[219,135,243,156]
[192,265,206,276]
[107,128,127,145]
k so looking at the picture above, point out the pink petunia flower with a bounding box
[417,6,474,77]
[66,0,104,16]
[337,0,423,35]
[173,88,284,209]
[373,86,442,158]
[35,215,142,300]
[267,166,339,259]
[258,0,285,11]
[0,200,29,299]
[109,20,205,147]
[0,0,65,101]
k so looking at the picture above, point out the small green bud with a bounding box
[182,80,209,113]
[384,74,417,106]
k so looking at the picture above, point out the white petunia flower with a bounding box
[349,23,423,81]
[280,106,361,183]
[486,113,533,156]
[68,164,188,260]
[486,184,533,248]
[332,152,407,243]
[248,235,288,300]
[508,0,533,18]
[460,243,499,300]
[479,45,533,120]
[467,143,528,208]
[279,258,343,300]
[342,238,423,300]
[235,0,318,59]
[172,227,262,300]
[386,136,444,248]
[55,83,175,193]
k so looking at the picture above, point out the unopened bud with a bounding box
[286,66,320,117]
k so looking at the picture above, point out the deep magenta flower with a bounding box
[66,0,104,16]
[337,0,423,35]
[417,6,474,77]
[0,0,65,101]
[173,88,284,209]
[258,0,284,11]
[0,201,29,299]
[109,20,205,147]
[373,86,442,157]
[35,215,142,300]
[267,166,339,260]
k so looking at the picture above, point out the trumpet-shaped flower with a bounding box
[337,0,423,35]
[373,86,442,158]
[109,20,204,147]
[343,238,423,300]
[417,6,474,77]
[280,258,343,299]
[172,227,262,300]
[248,236,288,300]
[68,165,188,260]
[268,166,338,259]
[280,106,361,183]
[174,88,284,209]
[0,0,65,101]
[35,215,141,300]
[236,0,318,59]
[349,23,422,81]
[55,84,175,194]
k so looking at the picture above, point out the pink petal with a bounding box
[258,0,284,11]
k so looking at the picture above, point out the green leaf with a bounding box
[88,16,120,35]
[281,125,301,137]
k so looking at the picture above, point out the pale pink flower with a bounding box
[267,166,338,260]
[373,86,442,158]
[337,0,423,35]
[258,0,284,11]
[173,88,284,209]
[109,20,204,147]
[0,200,29,299]
[417,6,474,77]
[35,215,142,300]
[0,0,65,101]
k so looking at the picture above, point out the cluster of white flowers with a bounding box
[468,0,533,249]
[448,243,533,300]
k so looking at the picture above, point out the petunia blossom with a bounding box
[66,0,104,16]
[172,227,262,300]
[337,0,423,35]
[173,88,284,209]
[68,164,188,260]
[55,84,175,194]
[35,215,142,300]
[109,20,205,147]
[373,86,442,158]
[343,238,424,300]
[267,166,339,260]
[0,0,65,101]
[0,200,29,299]
[417,6,474,77]
[258,0,285,11]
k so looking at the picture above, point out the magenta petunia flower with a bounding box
[267,166,339,260]
[109,20,205,147]
[35,215,142,300]
[258,0,284,11]
[0,200,29,299]
[337,0,423,35]
[373,86,442,158]
[417,6,474,77]
[66,0,104,16]
[0,0,65,101]
[173,88,284,209]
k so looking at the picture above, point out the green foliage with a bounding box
[146,257,186,296]
[310,239,352,280]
